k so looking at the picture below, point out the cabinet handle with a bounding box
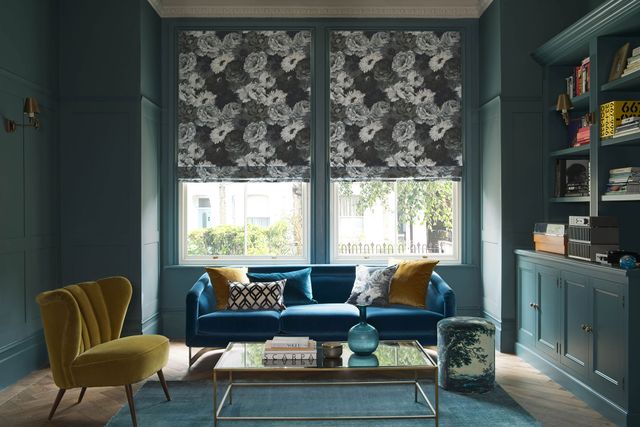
[581,324,586,331]
[585,325,593,333]
[532,303,539,310]
[529,302,534,308]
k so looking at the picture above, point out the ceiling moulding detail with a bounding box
[148,0,163,15]
[154,5,487,18]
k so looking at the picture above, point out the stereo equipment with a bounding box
[568,216,619,261]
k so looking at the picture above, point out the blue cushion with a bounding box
[248,268,316,306]
[198,310,281,336]
[365,306,444,337]
[280,303,359,338]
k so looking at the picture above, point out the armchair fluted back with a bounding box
[36,277,132,389]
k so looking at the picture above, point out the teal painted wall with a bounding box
[0,0,59,388]
[59,0,162,335]
[479,0,599,351]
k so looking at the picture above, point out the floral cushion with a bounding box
[346,265,398,306]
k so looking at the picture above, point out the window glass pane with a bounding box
[183,182,306,259]
[333,181,458,259]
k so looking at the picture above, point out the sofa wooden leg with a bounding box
[124,384,137,427]
[77,387,87,403]
[157,370,171,401]
[48,388,66,420]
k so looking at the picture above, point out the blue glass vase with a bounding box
[348,305,379,356]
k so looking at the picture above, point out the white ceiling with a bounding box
[148,0,493,18]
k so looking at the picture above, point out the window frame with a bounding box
[329,181,462,264]
[178,181,311,265]
[164,19,478,267]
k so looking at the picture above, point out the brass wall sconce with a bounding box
[4,97,41,133]
[556,93,573,125]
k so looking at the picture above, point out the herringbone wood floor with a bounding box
[0,341,613,426]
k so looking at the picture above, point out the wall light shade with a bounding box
[556,93,573,125]
[4,96,41,133]
[24,97,40,118]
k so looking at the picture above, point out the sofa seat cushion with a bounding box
[280,303,360,335]
[71,335,169,387]
[198,310,281,336]
[365,306,444,334]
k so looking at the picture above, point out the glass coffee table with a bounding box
[213,340,438,426]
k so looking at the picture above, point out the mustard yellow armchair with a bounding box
[36,276,170,426]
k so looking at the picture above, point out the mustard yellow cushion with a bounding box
[71,335,169,387]
[206,267,249,310]
[388,259,439,308]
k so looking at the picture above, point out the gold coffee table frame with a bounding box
[213,340,438,426]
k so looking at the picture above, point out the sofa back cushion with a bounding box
[247,265,356,304]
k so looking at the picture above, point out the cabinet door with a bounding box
[534,265,561,360]
[589,278,626,405]
[517,261,536,347]
[560,271,589,378]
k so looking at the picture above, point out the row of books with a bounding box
[622,46,640,78]
[566,57,590,98]
[605,167,640,195]
[263,336,317,364]
[613,117,640,139]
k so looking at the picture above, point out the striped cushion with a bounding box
[227,280,286,311]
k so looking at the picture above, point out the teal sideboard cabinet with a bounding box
[515,249,640,426]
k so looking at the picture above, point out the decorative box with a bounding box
[600,100,640,139]
[533,233,568,255]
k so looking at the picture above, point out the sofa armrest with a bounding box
[428,271,456,318]
[186,273,215,345]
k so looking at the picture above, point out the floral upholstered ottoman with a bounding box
[437,316,495,393]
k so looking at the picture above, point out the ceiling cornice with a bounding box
[149,0,493,18]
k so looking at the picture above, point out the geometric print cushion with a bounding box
[227,280,286,311]
[346,264,398,306]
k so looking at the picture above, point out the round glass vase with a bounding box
[348,305,379,356]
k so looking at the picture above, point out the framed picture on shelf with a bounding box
[609,42,630,81]
[555,159,590,197]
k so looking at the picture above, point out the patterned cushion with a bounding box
[227,280,286,311]
[345,265,398,306]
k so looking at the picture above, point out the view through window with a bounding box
[181,182,307,262]
[332,180,459,261]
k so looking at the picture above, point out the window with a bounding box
[331,180,460,262]
[180,182,308,263]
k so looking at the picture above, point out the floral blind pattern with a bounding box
[329,31,462,181]
[177,30,312,182]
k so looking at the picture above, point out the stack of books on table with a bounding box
[263,336,317,366]
[613,117,640,138]
[622,46,640,77]
[605,167,640,195]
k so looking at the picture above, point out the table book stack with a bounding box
[263,336,317,366]
[606,167,640,195]
[622,46,640,78]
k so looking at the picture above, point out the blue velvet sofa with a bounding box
[186,265,455,363]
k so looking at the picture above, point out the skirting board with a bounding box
[142,312,162,335]
[483,311,515,353]
[0,332,48,390]
[515,342,636,426]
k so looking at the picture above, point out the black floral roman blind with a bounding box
[329,31,462,181]
[177,30,312,182]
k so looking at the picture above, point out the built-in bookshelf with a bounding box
[533,0,640,251]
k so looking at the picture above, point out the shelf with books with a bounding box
[602,193,640,201]
[549,145,590,157]
[550,196,590,203]
[601,70,640,91]
[601,132,640,147]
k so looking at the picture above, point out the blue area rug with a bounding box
[107,380,539,426]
